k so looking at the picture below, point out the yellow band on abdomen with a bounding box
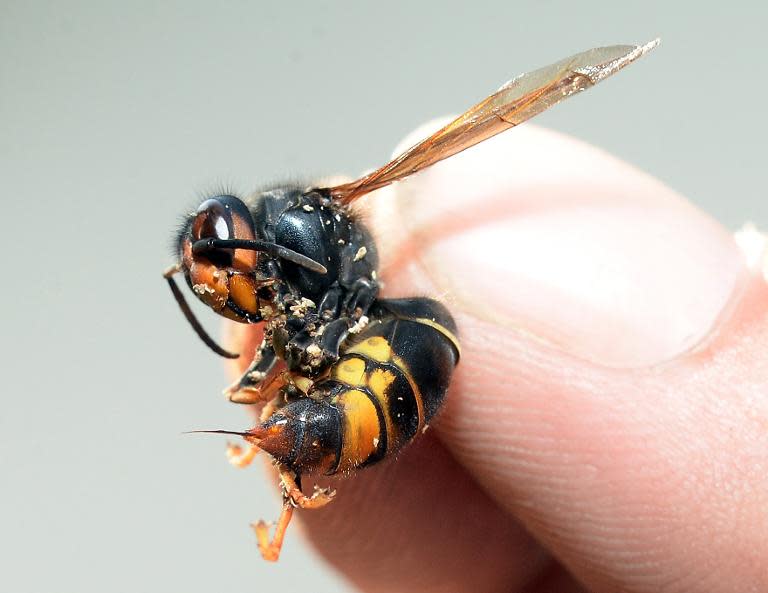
[335,388,381,473]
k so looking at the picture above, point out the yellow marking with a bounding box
[347,334,427,433]
[410,317,461,359]
[229,274,259,313]
[331,356,366,387]
[336,389,380,472]
[367,367,396,446]
[368,367,396,395]
[347,336,393,363]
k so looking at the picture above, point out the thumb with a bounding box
[366,121,744,368]
[368,122,768,592]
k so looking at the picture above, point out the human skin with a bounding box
[226,123,768,593]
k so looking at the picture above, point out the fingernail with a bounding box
[383,123,747,367]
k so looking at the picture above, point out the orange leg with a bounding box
[252,499,294,562]
[249,466,336,561]
[279,465,335,509]
[225,443,259,468]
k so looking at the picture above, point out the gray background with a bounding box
[1,1,765,592]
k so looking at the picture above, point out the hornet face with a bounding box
[165,193,328,359]
[178,195,266,323]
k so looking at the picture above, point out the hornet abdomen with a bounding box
[328,298,460,472]
[252,298,460,475]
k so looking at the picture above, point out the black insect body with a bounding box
[165,41,658,561]
[167,186,460,559]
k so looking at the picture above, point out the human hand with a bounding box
[229,123,768,593]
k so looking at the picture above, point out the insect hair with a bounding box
[168,179,245,258]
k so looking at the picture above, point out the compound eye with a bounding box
[195,198,230,239]
[191,195,257,270]
[191,198,233,266]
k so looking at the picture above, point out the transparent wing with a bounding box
[323,40,659,204]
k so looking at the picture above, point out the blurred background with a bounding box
[1,1,765,591]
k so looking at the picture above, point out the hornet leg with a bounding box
[279,465,335,509]
[225,443,259,468]
[249,466,334,561]
[252,499,294,562]
[224,340,278,404]
[284,280,377,375]
[285,317,353,374]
